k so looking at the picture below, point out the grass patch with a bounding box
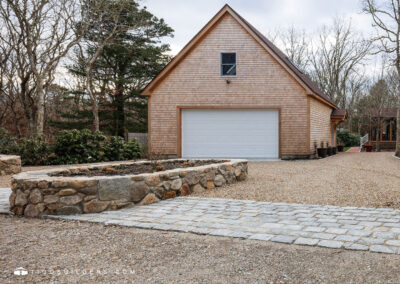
[344,147,352,152]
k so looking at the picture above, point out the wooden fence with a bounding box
[128,133,148,148]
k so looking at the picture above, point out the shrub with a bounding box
[0,128,19,154]
[337,129,360,147]
[50,129,106,165]
[103,136,142,161]
[122,139,142,160]
[0,128,142,165]
[102,136,125,161]
[17,136,51,166]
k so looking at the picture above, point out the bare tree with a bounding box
[364,79,393,151]
[268,27,310,72]
[0,0,84,136]
[363,0,400,156]
[309,18,371,108]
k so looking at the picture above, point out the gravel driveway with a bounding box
[1,215,400,283]
[194,153,400,209]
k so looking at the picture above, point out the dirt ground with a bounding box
[194,152,400,209]
[1,215,400,283]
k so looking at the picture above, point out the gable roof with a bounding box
[141,4,337,109]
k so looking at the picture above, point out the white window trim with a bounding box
[220,52,237,77]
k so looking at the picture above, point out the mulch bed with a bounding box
[52,160,225,177]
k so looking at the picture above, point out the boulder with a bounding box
[145,175,160,186]
[139,193,159,205]
[206,180,215,190]
[15,190,28,206]
[43,194,59,204]
[109,200,133,210]
[77,186,98,195]
[24,204,39,218]
[83,199,109,213]
[234,166,242,177]
[162,181,171,190]
[214,175,226,187]
[29,189,42,204]
[68,179,97,190]
[9,192,16,207]
[164,191,176,199]
[98,178,131,201]
[183,171,201,185]
[170,178,182,190]
[192,184,205,193]
[58,188,77,196]
[84,195,97,201]
[179,184,191,196]
[60,195,82,205]
[224,171,236,184]
[56,206,82,215]
[38,180,49,189]
[130,181,150,202]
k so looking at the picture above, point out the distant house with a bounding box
[367,108,397,150]
[141,5,346,159]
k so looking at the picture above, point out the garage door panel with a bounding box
[182,109,279,158]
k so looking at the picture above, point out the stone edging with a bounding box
[10,159,248,217]
[0,155,21,176]
[393,154,400,160]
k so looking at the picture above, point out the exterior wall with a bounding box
[310,97,334,152]
[148,14,313,157]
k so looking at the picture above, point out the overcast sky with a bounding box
[143,0,375,55]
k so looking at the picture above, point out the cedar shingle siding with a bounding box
[310,98,334,152]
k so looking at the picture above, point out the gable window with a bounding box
[221,53,236,76]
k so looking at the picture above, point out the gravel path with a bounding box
[1,215,400,283]
[194,153,400,209]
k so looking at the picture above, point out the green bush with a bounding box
[50,129,106,165]
[0,128,19,154]
[17,136,51,166]
[122,139,142,160]
[337,129,360,147]
[103,136,142,161]
[103,136,125,161]
[0,128,142,165]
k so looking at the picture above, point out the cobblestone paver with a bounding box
[0,188,10,214]
[2,188,400,254]
[47,197,400,255]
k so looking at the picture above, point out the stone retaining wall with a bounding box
[0,155,21,176]
[10,159,248,217]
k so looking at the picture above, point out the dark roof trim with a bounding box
[331,109,347,119]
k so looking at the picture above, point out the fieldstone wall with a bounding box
[10,159,248,217]
[0,155,21,176]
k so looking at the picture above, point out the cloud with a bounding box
[143,0,374,55]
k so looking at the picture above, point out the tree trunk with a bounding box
[376,118,380,152]
[85,69,100,132]
[36,79,45,136]
[115,83,125,138]
[92,101,100,132]
[396,97,400,157]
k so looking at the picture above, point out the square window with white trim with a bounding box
[221,53,236,76]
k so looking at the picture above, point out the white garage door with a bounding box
[182,109,279,158]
